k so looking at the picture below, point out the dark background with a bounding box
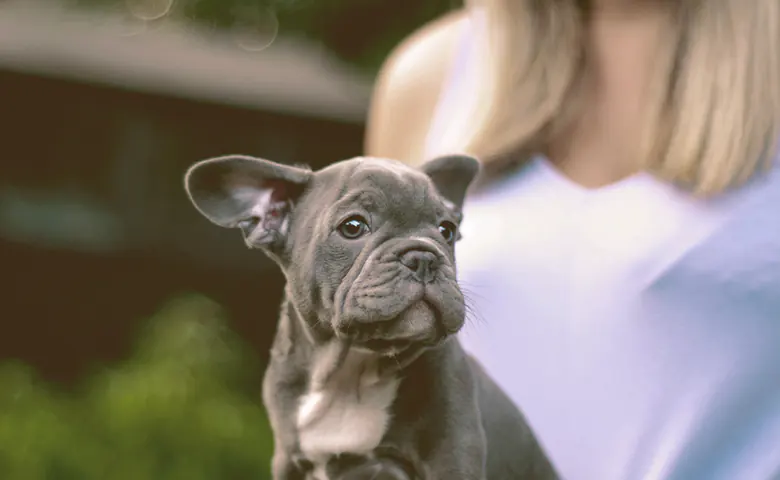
[0,1,454,477]
[0,0,455,389]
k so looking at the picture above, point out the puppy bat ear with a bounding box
[184,154,312,249]
[420,154,481,211]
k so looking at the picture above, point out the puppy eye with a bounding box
[338,215,370,239]
[438,221,457,244]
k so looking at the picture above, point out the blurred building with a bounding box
[0,3,371,384]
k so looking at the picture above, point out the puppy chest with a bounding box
[295,360,400,460]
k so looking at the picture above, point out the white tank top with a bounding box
[425,14,780,480]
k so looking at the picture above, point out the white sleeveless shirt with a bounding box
[426,14,780,480]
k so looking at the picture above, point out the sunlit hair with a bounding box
[456,0,780,195]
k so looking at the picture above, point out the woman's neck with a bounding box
[544,4,670,189]
[587,0,666,17]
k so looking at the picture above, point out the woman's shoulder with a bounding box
[364,9,469,164]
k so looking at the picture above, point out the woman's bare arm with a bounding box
[364,9,466,165]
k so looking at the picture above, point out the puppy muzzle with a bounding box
[334,239,466,355]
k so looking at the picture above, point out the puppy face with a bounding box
[184,154,480,355]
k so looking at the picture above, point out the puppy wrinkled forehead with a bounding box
[346,157,435,202]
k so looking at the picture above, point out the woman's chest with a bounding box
[455,164,780,479]
[456,165,749,306]
[455,160,780,371]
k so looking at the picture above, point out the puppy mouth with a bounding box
[356,338,414,355]
[348,301,445,356]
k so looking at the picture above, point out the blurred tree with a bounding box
[0,294,275,480]
[64,0,458,73]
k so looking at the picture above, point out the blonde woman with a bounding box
[366,1,780,479]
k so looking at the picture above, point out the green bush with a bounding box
[0,295,274,480]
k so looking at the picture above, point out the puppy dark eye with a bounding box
[338,215,370,239]
[438,221,457,244]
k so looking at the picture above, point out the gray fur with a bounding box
[184,154,558,480]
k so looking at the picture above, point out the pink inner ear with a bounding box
[267,180,290,203]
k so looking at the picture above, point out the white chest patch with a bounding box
[296,348,400,466]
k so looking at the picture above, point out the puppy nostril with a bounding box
[400,250,438,282]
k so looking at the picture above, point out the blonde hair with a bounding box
[459,0,780,195]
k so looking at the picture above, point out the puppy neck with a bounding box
[270,291,332,359]
[296,338,400,463]
[308,337,354,388]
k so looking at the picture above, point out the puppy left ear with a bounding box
[184,154,312,250]
[421,154,481,211]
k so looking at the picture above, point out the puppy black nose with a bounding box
[400,250,438,283]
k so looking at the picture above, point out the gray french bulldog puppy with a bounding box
[184,153,557,480]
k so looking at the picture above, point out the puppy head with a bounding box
[184,154,480,354]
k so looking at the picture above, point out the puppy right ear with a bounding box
[421,153,481,211]
[184,155,312,250]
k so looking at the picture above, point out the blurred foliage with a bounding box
[0,294,274,480]
[64,0,458,73]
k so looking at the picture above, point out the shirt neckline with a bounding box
[532,155,654,201]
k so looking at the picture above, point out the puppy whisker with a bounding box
[458,282,489,303]
[391,351,401,369]
[462,295,488,329]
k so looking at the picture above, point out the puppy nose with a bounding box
[400,250,438,283]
